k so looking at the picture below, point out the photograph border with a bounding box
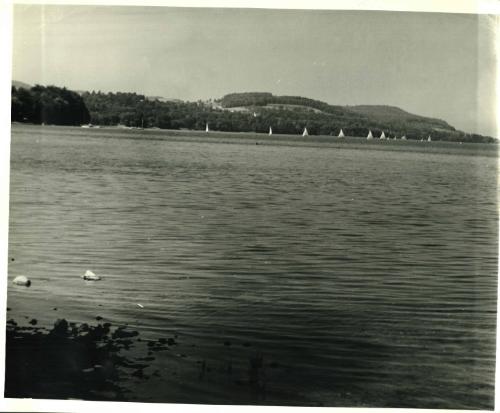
[0,1,498,412]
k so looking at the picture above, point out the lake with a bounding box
[6,124,498,408]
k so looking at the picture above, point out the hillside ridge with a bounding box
[11,82,493,142]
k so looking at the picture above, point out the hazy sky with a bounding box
[11,5,497,137]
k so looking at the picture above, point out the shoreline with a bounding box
[10,123,498,158]
[4,313,311,405]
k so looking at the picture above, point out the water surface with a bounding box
[6,124,498,408]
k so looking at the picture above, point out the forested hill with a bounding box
[10,84,494,143]
[11,84,90,126]
[218,92,456,139]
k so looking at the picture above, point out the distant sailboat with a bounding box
[205,123,209,133]
[338,129,345,138]
[427,135,432,142]
[401,135,407,140]
[269,126,273,135]
[302,127,309,137]
[380,131,386,140]
[367,130,373,140]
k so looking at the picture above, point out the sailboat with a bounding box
[427,135,432,142]
[269,126,273,135]
[367,130,373,140]
[338,129,345,138]
[205,123,209,133]
[380,131,386,140]
[302,127,309,137]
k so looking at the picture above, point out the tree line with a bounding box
[12,85,90,125]
[11,85,495,143]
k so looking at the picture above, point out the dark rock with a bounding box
[4,317,147,401]
[112,327,138,340]
[51,319,69,337]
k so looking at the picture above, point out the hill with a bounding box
[347,105,452,130]
[11,84,90,126]
[9,84,494,142]
[218,92,467,140]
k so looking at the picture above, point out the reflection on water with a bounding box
[6,125,498,408]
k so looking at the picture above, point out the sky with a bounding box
[11,4,498,137]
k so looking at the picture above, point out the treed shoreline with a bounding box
[11,84,496,143]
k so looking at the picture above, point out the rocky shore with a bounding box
[5,316,156,400]
[4,313,286,404]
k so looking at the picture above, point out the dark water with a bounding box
[7,124,498,408]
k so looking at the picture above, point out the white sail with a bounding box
[427,135,432,142]
[269,126,272,135]
[205,123,209,133]
[338,129,345,138]
[380,131,386,139]
[302,127,308,137]
[367,130,373,139]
